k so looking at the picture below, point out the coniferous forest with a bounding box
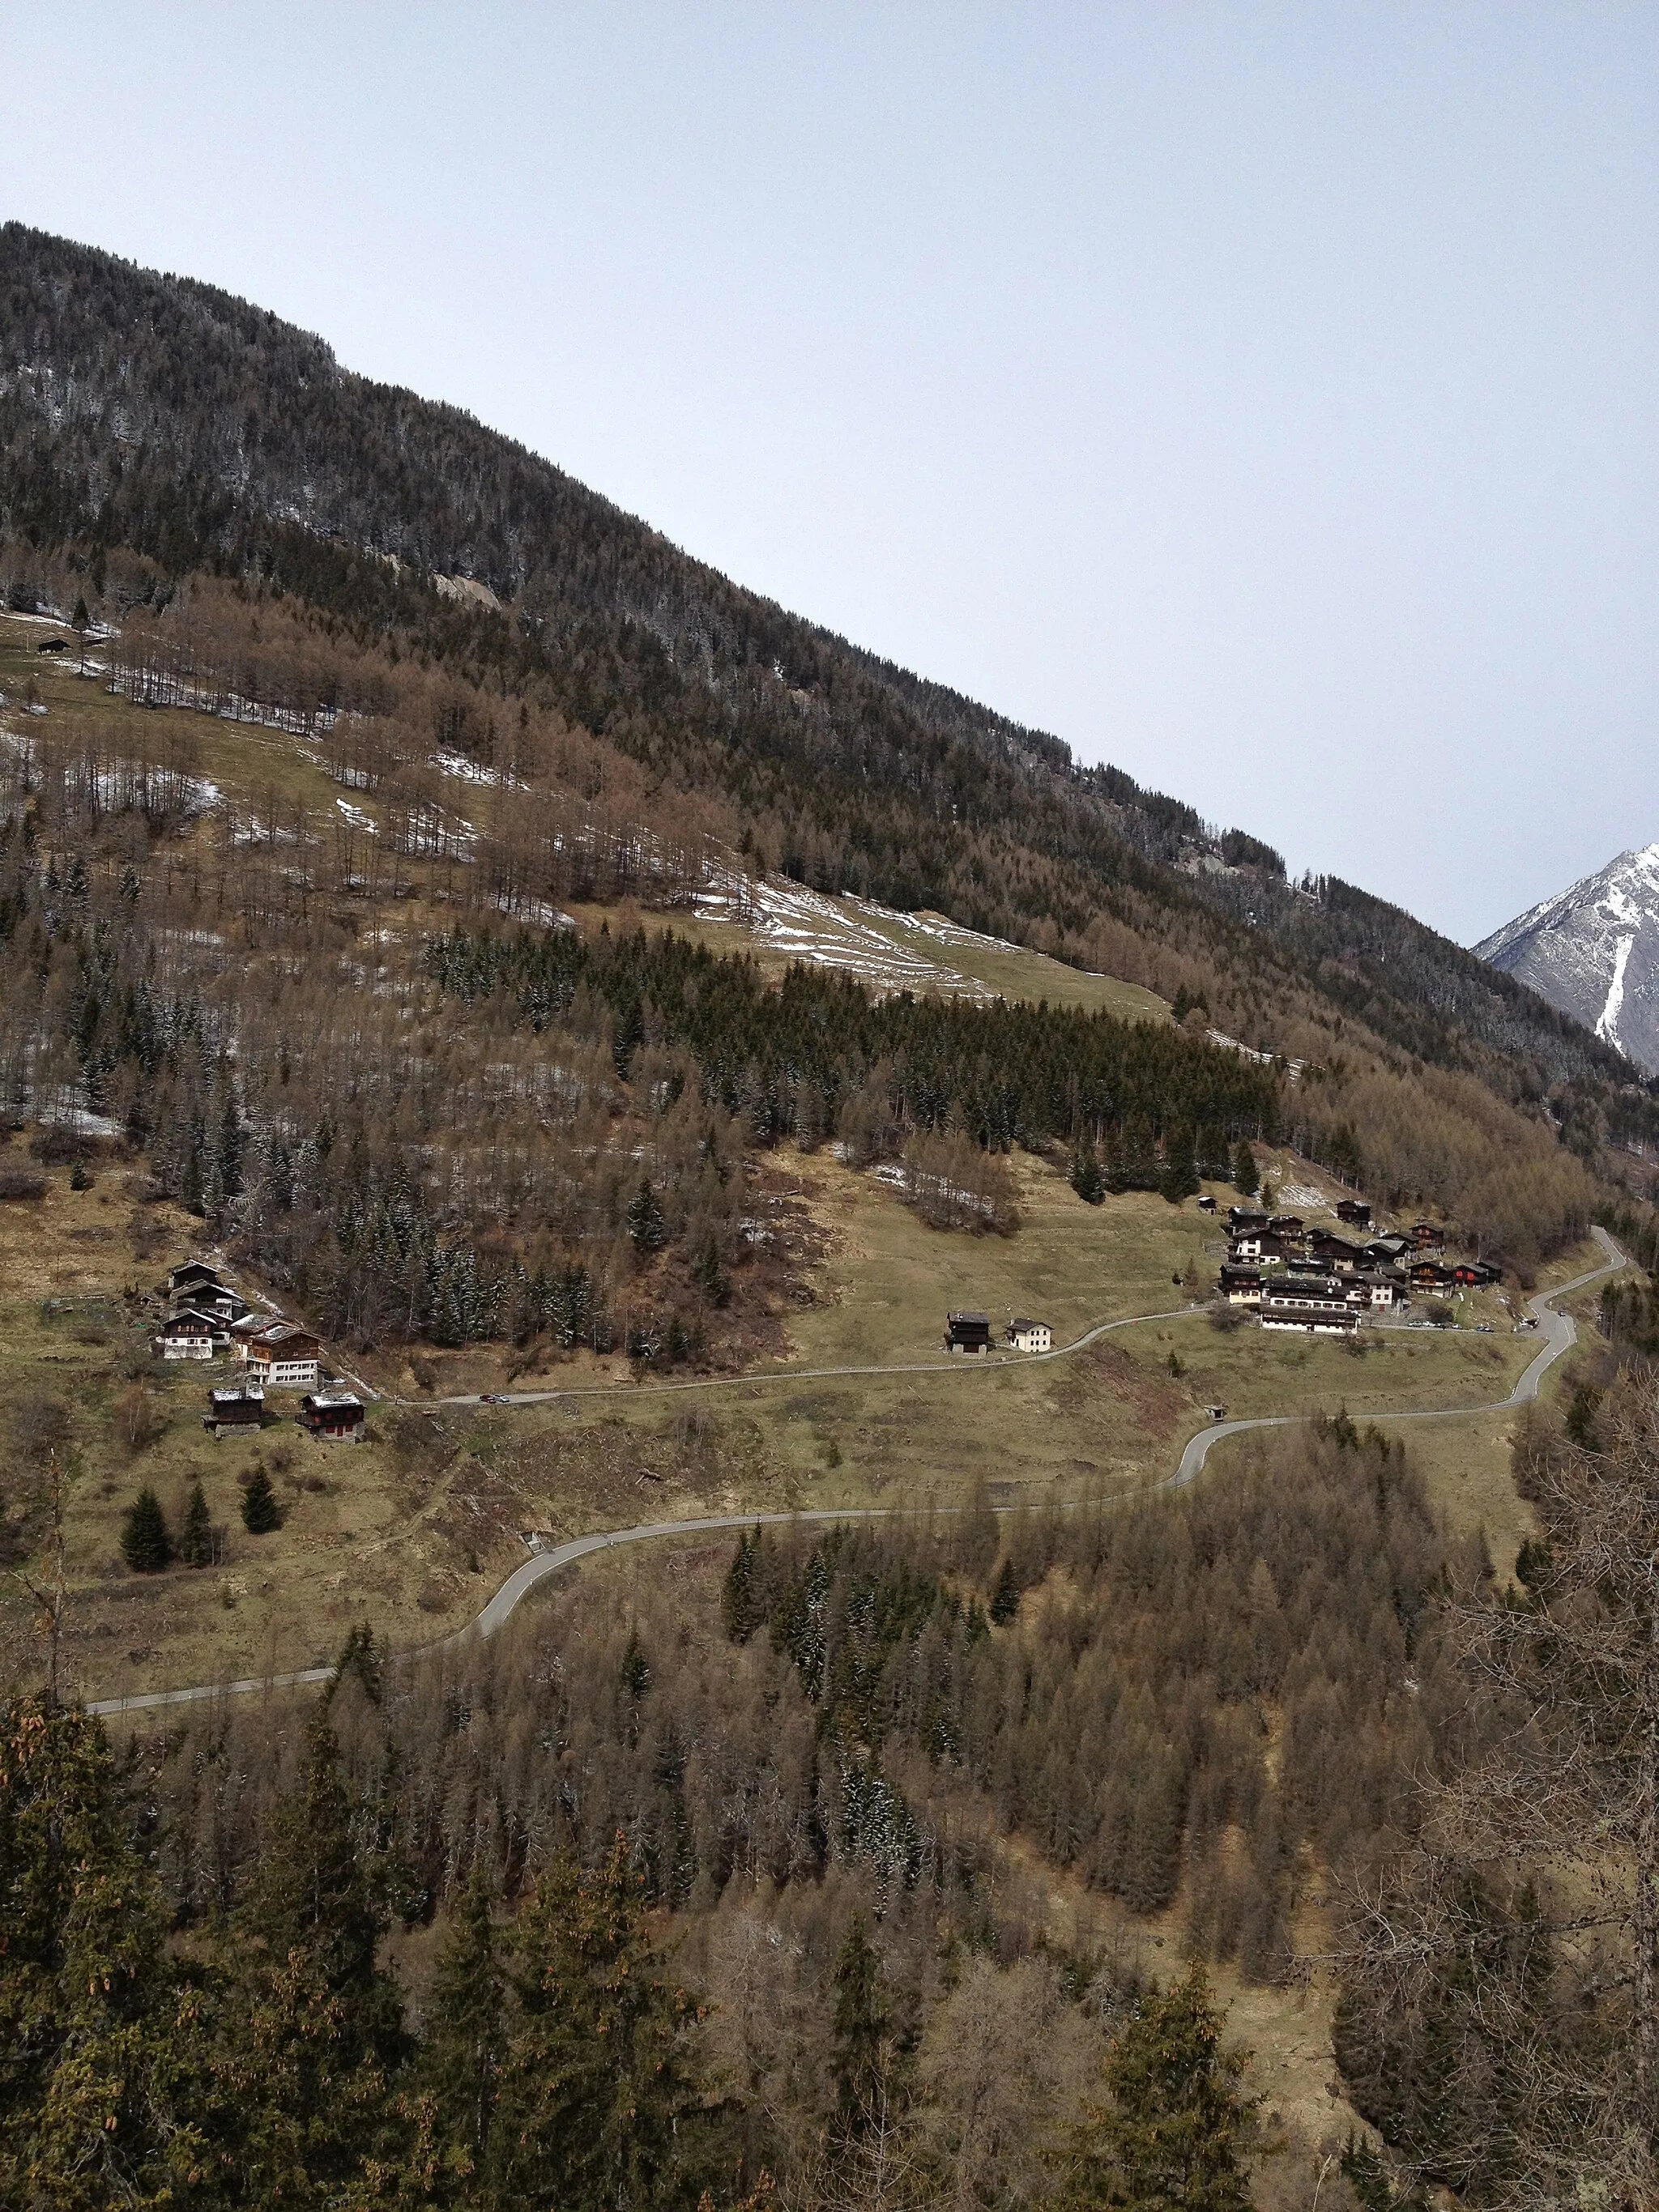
[14,1385,1659,2206]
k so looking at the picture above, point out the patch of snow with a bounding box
[55,1108,122,1138]
[1273,1183,1329,1210]
[433,573,503,613]
[493,896,575,928]
[1207,1028,1305,1080]
[431,748,524,788]
[1597,932,1635,1046]
[335,799,378,833]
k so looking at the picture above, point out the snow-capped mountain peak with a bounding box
[1477,844,1659,1072]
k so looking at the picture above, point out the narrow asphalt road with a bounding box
[429,1303,1201,1410]
[86,1231,1627,1720]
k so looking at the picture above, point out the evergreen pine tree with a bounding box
[120,1485,173,1572]
[1055,1966,1260,2212]
[1070,1140,1106,1204]
[1341,2137,1425,2211]
[1231,1140,1260,1198]
[831,1914,896,2141]
[692,1238,730,1307]
[218,1711,407,2199]
[241,1465,283,1534]
[1102,1127,1130,1196]
[627,1177,667,1254]
[420,1864,505,2182]
[0,1698,215,2206]
[989,1557,1021,1624]
[1121,1115,1158,1192]
[1196,1123,1228,1180]
[485,1839,721,2210]
[1160,1125,1201,1204]
[722,1526,766,1643]
[331,1620,384,1705]
[178,1479,213,1566]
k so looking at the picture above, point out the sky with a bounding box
[2,2,1656,945]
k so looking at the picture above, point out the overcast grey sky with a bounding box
[2,3,1655,944]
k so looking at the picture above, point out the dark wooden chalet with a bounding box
[945,1311,992,1353]
[1307,1231,1364,1272]
[1363,1235,1410,1264]
[1408,1221,1444,1251]
[1229,1230,1291,1263]
[298,1391,365,1441]
[1335,1199,1373,1228]
[1227,1208,1269,1233]
[204,1385,264,1438]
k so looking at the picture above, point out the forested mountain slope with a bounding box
[0,220,1649,1156]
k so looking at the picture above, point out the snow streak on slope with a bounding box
[695,876,998,996]
[1597,933,1635,1049]
[1477,844,1659,1074]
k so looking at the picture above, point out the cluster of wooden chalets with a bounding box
[150,1259,366,1441]
[1205,1200,1500,1336]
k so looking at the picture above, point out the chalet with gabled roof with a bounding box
[163,1259,248,1324]
[242,1322,322,1389]
[298,1391,365,1442]
[1007,1318,1052,1353]
[204,1384,264,1438]
[1363,1235,1410,1264]
[156,1307,226,1359]
[945,1311,992,1354]
[1336,1199,1373,1228]
[1307,1230,1364,1272]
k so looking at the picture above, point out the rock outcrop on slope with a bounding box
[1478,845,1659,1075]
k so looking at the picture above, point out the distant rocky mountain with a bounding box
[1478,845,1659,1075]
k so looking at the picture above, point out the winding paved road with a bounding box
[86,1230,1627,1721]
[431,1304,1200,1410]
[1170,1225,1626,1485]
